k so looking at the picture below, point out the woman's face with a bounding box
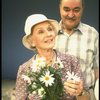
[31,21,56,51]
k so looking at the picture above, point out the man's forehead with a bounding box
[62,0,82,3]
[61,0,83,7]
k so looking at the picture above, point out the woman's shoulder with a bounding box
[56,51,78,61]
[18,56,35,72]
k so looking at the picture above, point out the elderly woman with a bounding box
[15,14,89,100]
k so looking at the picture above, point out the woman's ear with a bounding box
[30,37,36,47]
[27,35,36,47]
[31,41,36,47]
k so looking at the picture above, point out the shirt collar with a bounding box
[59,20,85,35]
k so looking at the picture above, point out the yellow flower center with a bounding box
[38,60,41,63]
[45,76,49,81]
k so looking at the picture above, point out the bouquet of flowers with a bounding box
[22,57,64,100]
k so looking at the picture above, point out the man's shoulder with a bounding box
[80,22,97,31]
[79,22,99,35]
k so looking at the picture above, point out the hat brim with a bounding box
[22,19,59,51]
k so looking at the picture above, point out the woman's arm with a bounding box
[15,65,28,100]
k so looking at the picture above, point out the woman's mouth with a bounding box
[44,38,54,43]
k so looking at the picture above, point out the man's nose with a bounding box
[68,11,75,18]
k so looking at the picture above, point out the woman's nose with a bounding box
[46,31,52,36]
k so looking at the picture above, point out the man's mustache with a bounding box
[65,16,76,21]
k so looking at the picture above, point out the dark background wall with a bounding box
[2,0,99,80]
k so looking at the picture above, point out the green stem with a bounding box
[46,87,53,100]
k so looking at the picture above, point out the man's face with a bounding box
[60,0,83,30]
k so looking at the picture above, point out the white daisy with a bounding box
[31,82,37,89]
[31,57,46,72]
[38,87,46,97]
[59,62,64,68]
[39,70,55,87]
[22,75,31,84]
[36,57,46,68]
[55,58,64,68]
[66,71,80,81]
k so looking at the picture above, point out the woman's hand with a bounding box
[64,79,83,96]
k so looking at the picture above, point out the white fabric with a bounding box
[94,79,99,100]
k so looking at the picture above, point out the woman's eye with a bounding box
[38,30,44,34]
[48,27,53,31]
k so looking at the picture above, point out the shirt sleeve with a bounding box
[93,28,99,68]
[15,65,28,100]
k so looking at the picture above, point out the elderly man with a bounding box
[54,0,99,100]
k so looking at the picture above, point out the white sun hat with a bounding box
[22,14,59,51]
